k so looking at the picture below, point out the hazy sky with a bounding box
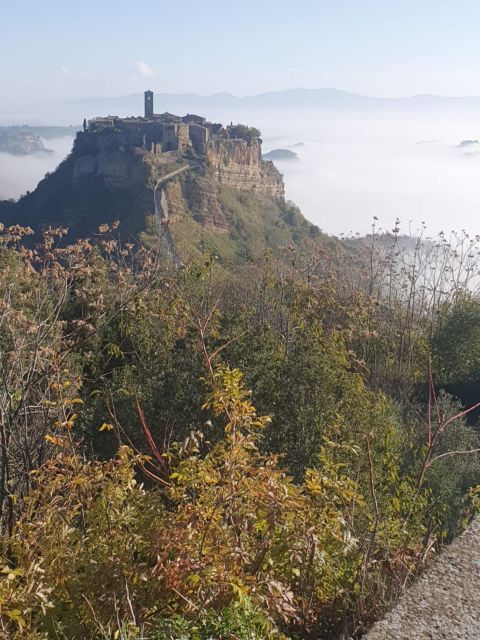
[3,0,480,104]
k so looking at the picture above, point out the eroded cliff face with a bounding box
[70,132,284,227]
[71,130,285,220]
[2,129,290,249]
[71,140,232,237]
[162,176,229,234]
[207,139,285,201]
[72,134,149,190]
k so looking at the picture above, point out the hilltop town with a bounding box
[83,90,262,158]
[0,91,316,259]
[71,90,284,202]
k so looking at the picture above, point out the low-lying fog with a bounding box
[2,112,480,237]
[257,112,480,237]
[0,137,74,201]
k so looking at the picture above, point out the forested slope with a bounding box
[0,223,479,639]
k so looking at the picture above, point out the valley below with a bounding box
[3,109,480,238]
[1,96,480,639]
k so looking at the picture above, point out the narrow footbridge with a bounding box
[153,163,194,267]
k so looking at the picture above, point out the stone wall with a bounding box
[364,518,480,639]
[189,123,210,154]
[177,123,190,154]
[72,141,148,189]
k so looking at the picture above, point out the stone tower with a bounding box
[144,90,154,118]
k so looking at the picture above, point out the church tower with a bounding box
[144,90,154,118]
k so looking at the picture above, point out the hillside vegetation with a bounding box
[164,184,322,263]
[0,142,320,264]
[0,221,479,639]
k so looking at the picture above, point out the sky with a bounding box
[3,0,480,105]
[3,2,480,236]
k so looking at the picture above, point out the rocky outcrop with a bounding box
[263,148,299,161]
[207,139,284,201]
[182,175,229,233]
[1,123,294,252]
[72,136,148,190]
[71,128,284,217]
[73,149,148,189]
[69,137,277,239]
[0,129,51,156]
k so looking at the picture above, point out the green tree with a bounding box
[434,296,480,384]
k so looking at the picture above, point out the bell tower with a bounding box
[144,90,154,118]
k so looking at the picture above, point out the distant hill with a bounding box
[58,89,480,121]
[4,89,480,126]
[17,125,80,139]
[458,139,479,148]
[263,149,299,161]
[0,128,52,156]
[0,121,323,263]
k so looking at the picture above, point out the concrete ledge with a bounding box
[364,518,480,639]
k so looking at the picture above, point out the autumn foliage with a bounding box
[0,223,479,639]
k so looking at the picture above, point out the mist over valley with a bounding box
[6,3,480,637]
[3,99,480,237]
[0,136,74,201]
[258,111,480,236]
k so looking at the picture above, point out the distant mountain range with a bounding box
[3,88,480,127]
[60,89,480,120]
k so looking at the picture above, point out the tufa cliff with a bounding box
[0,95,320,261]
[207,139,284,201]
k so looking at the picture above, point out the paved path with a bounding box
[364,518,480,639]
[153,163,192,267]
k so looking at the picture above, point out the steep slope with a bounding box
[0,127,322,261]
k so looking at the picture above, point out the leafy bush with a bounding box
[1,225,480,638]
[227,124,261,143]
[434,296,480,384]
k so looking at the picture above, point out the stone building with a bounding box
[144,90,154,118]
[66,89,285,214]
[85,91,261,158]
